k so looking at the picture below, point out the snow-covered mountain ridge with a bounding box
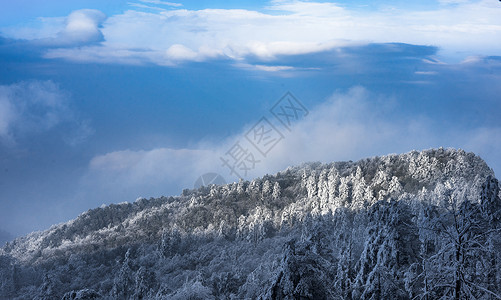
[1,148,500,299]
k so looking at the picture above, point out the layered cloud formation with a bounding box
[2,1,501,66]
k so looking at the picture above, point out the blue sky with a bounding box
[0,0,500,238]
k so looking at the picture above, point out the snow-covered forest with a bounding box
[1,148,500,299]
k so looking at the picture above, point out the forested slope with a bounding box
[1,148,500,299]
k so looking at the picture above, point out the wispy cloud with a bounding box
[127,0,182,12]
[140,0,183,7]
[414,71,438,75]
[0,81,93,147]
[438,0,472,5]
[139,0,182,7]
[253,65,295,72]
[128,3,169,12]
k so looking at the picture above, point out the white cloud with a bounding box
[267,1,346,17]
[78,86,501,205]
[0,81,93,147]
[252,87,431,171]
[414,71,438,75]
[59,9,106,43]
[45,46,162,65]
[139,0,182,7]
[1,0,495,66]
[253,65,295,72]
[1,9,106,46]
[439,0,472,5]
[165,44,198,60]
[164,44,222,62]
[128,3,169,12]
[233,63,299,73]
[78,147,222,205]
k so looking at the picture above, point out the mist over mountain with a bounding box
[1,148,500,299]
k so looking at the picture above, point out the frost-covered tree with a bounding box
[264,239,335,299]
[272,182,282,200]
[262,180,272,198]
[419,186,501,299]
[37,273,60,300]
[111,249,134,299]
[0,256,17,299]
[338,176,351,206]
[167,276,215,300]
[159,227,182,258]
[132,266,156,299]
[61,289,101,300]
[306,171,318,199]
[327,167,340,202]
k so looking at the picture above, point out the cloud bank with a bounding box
[2,1,500,66]
[78,86,501,207]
